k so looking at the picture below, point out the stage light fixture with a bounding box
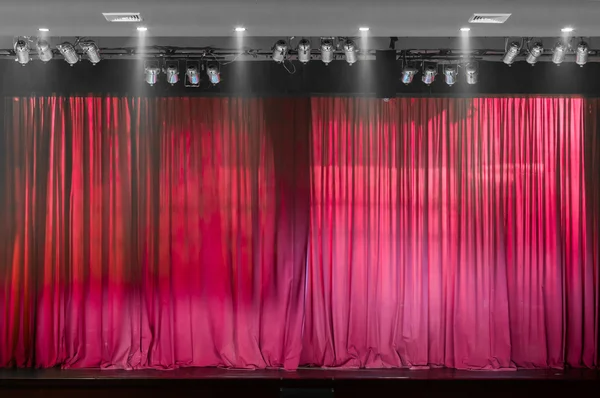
[272,40,288,63]
[297,39,311,64]
[460,27,471,32]
[422,64,437,86]
[38,28,50,32]
[79,40,101,65]
[320,38,334,65]
[165,62,179,85]
[36,39,53,62]
[552,42,567,65]
[576,41,589,66]
[465,63,478,85]
[57,42,79,65]
[401,65,418,85]
[443,65,458,86]
[359,27,369,32]
[186,64,201,85]
[343,39,358,65]
[144,62,161,86]
[207,64,221,85]
[234,27,246,32]
[503,41,520,65]
[137,26,148,32]
[561,27,574,33]
[14,38,30,66]
[526,42,544,65]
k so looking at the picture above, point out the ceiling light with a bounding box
[234,27,246,32]
[503,41,520,65]
[79,40,101,65]
[552,42,567,65]
[320,38,334,65]
[576,41,589,66]
[206,64,221,85]
[14,38,30,66]
[401,65,418,85]
[272,40,288,63]
[465,63,478,85]
[185,63,200,87]
[343,39,358,65]
[144,62,160,86]
[57,42,79,65]
[422,64,437,86]
[561,27,574,33]
[137,26,148,32]
[460,27,471,32]
[297,39,311,64]
[359,27,370,32]
[38,28,49,32]
[443,65,458,86]
[36,39,53,62]
[526,42,544,65]
[165,62,179,85]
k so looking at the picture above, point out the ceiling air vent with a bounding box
[103,13,143,22]
[468,13,512,24]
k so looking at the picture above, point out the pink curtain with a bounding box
[0,96,597,370]
[0,97,310,369]
[301,97,598,369]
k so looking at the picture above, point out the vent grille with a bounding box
[103,13,143,22]
[468,13,512,24]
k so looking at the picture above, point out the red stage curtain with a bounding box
[0,96,598,370]
[0,97,310,369]
[302,97,598,369]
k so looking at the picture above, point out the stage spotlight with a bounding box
[165,62,179,85]
[552,42,567,65]
[36,39,53,62]
[443,65,458,86]
[186,64,201,85]
[343,39,358,65]
[79,40,101,65]
[57,42,79,65]
[401,65,418,85]
[422,64,437,85]
[272,40,288,63]
[320,38,334,65]
[144,62,161,86]
[503,41,520,65]
[207,64,221,85]
[14,38,30,66]
[576,41,589,67]
[526,42,544,65]
[297,39,311,63]
[465,63,478,85]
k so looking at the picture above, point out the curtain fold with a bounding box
[301,97,598,369]
[0,97,310,369]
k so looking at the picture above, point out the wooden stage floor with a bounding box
[0,367,598,397]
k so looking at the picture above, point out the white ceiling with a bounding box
[0,0,599,38]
